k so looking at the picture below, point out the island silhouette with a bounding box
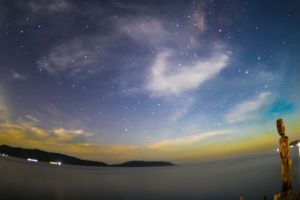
[0,144,174,167]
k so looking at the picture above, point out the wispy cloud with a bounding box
[0,121,91,144]
[169,95,195,123]
[0,120,139,163]
[34,1,217,82]
[147,50,229,95]
[52,128,92,143]
[120,18,168,46]
[24,115,39,123]
[148,130,232,151]
[225,92,272,123]
[37,17,169,77]
[12,71,26,80]
[37,38,108,76]
[27,0,72,12]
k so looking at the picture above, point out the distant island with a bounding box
[111,160,174,167]
[0,144,175,167]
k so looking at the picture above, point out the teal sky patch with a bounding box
[268,101,295,116]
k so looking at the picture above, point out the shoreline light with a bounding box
[49,161,62,166]
[27,158,38,162]
[1,153,8,157]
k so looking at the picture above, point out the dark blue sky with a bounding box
[0,0,299,163]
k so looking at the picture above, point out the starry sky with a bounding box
[0,0,300,164]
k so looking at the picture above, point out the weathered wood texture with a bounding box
[274,191,300,200]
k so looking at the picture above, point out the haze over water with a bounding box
[1,154,300,200]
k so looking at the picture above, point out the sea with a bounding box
[0,153,299,200]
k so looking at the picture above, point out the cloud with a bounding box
[30,126,49,138]
[37,38,107,75]
[119,18,168,46]
[0,122,47,141]
[24,115,39,123]
[146,50,229,95]
[27,0,72,12]
[37,18,167,76]
[0,120,139,163]
[15,115,39,128]
[12,71,26,80]
[169,95,195,123]
[0,94,92,146]
[0,122,92,144]
[225,92,272,123]
[34,1,214,79]
[34,0,225,91]
[52,128,91,143]
[148,130,232,151]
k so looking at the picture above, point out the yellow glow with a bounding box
[1,117,300,164]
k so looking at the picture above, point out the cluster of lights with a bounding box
[2,154,63,166]
[26,158,62,166]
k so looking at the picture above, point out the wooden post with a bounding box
[240,196,244,200]
[274,193,279,200]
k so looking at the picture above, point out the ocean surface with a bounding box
[0,153,299,200]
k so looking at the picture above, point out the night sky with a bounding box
[0,0,299,164]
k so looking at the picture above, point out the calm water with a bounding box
[0,154,299,200]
